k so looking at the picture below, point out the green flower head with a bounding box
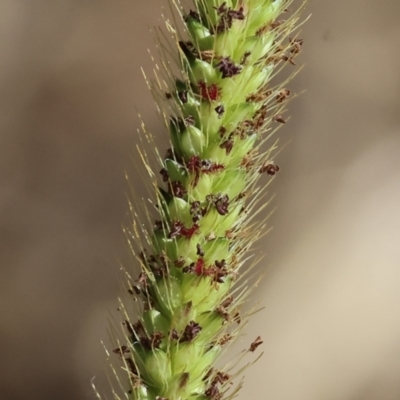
[95,1,308,399]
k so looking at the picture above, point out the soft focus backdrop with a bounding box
[1,1,400,399]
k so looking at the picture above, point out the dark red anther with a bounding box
[216,57,242,78]
[160,168,169,182]
[195,258,205,274]
[171,221,199,239]
[215,194,230,216]
[181,223,199,238]
[170,329,179,340]
[171,181,187,198]
[199,81,220,101]
[180,321,202,343]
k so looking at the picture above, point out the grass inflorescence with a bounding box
[96,1,308,399]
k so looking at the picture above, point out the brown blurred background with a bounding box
[1,1,400,399]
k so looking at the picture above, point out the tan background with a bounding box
[1,1,400,399]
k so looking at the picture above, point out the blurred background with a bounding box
[1,1,400,399]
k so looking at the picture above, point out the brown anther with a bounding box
[241,51,251,65]
[215,333,233,346]
[174,257,185,268]
[212,371,231,385]
[123,320,136,337]
[255,106,268,129]
[289,37,304,54]
[220,136,234,155]
[276,88,291,103]
[184,115,196,126]
[201,50,216,62]
[259,163,280,175]
[112,345,130,356]
[196,243,205,257]
[220,296,234,308]
[233,311,241,324]
[249,336,263,352]
[188,10,200,22]
[179,372,190,389]
[203,368,214,381]
[269,20,284,30]
[214,2,228,14]
[125,357,138,376]
[241,153,255,170]
[216,306,230,320]
[213,4,245,34]
[205,385,222,400]
[274,115,286,124]
[225,229,234,239]
[165,148,173,159]
[215,105,225,118]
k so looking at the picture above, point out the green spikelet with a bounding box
[97,1,308,399]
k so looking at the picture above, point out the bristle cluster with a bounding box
[103,1,306,400]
